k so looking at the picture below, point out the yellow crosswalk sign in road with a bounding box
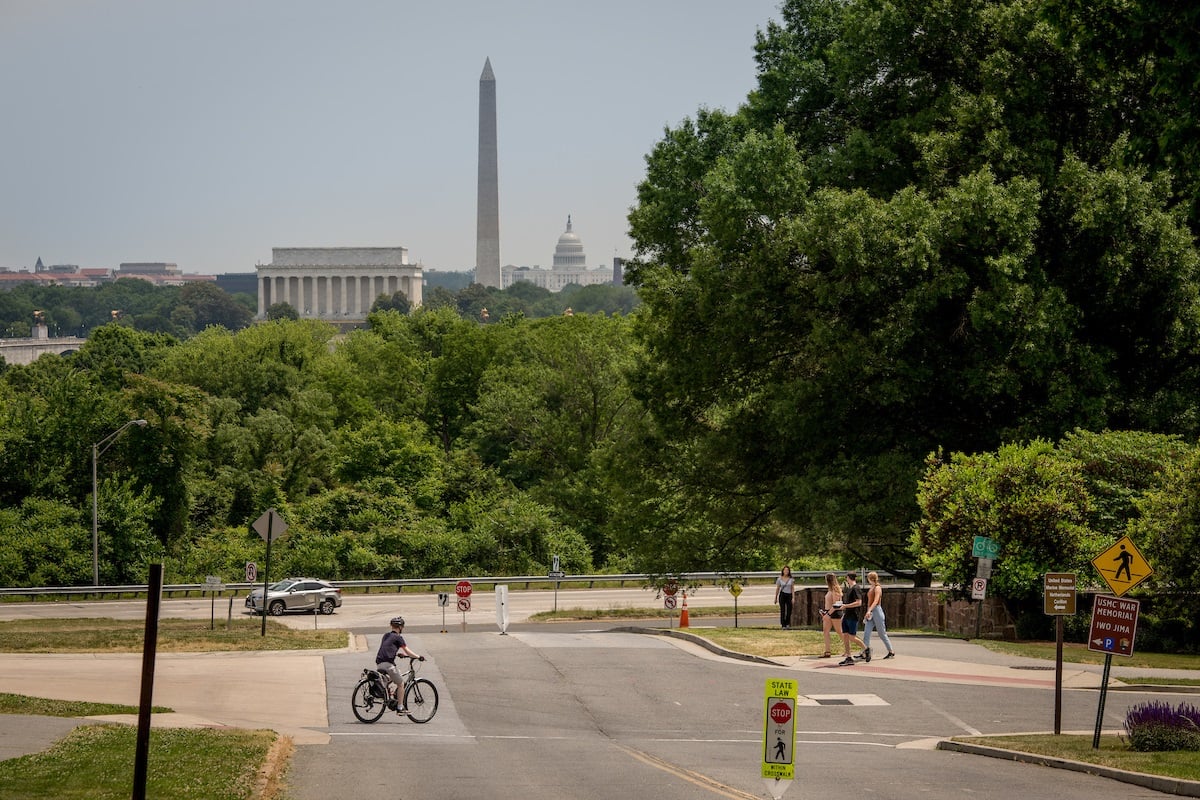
[1091,535,1153,597]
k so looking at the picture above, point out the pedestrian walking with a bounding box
[774,566,796,629]
[838,572,865,666]
[858,570,895,661]
[818,572,842,657]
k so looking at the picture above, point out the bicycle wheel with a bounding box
[402,678,439,723]
[351,678,386,723]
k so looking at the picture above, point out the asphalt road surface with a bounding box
[0,583,778,629]
[285,627,1180,800]
[2,589,1191,799]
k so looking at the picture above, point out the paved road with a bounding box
[3,592,1198,798]
[286,628,1188,800]
[0,583,776,630]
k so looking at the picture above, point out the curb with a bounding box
[619,625,1200,795]
[1113,683,1200,694]
[938,740,1200,798]
[611,626,779,666]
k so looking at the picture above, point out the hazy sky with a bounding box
[1,1,781,276]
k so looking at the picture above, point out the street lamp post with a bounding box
[92,419,148,585]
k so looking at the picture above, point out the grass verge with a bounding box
[0,724,280,800]
[0,617,347,653]
[952,734,1200,782]
[0,693,168,717]
[674,626,835,658]
[973,639,1200,671]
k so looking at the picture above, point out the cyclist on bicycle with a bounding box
[376,616,424,712]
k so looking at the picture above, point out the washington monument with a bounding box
[476,58,501,288]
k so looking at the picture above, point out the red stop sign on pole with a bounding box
[455,580,473,598]
[770,701,792,725]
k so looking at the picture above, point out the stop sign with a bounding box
[770,701,792,725]
[455,580,473,598]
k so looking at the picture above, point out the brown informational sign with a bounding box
[1087,594,1139,657]
[1043,572,1077,615]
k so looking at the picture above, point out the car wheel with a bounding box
[319,599,335,615]
[269,600,286,616]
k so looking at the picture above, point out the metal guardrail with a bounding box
[0,569,912,601]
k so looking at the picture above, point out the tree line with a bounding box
[0,273,640,340]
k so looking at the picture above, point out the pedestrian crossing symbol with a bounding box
[1091,535,1153,597]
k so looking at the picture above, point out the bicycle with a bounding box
[352,656,439,724]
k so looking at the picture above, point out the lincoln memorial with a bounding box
[256,247,422,322]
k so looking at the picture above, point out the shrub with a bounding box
[1123,701,1200,752]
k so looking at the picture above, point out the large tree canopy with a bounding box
[625,0,1200,560]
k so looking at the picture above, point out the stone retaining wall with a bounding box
[793,587,1017,639]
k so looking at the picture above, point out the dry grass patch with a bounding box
[683,626,833,658]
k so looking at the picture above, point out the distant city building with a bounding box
[502,216,613,292]
[114,262,215,286]
[256,247,422,321]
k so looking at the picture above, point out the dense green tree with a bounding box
[152,320,336,415]
[73,324,176,388]
[266,302,299,321]
[176,282,253,333]
[371,290,412,315]
[1129,449,1200,606]
[422,286,458,311]
[1054,429,1193,536]
[334,419,444,510]
[625,0,1200,561]
[912,440,1103,602]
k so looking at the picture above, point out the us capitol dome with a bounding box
[501,216,615,293]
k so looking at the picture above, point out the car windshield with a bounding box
[270,579,300,592]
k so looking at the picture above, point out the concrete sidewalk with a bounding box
[650,628,1200,691]
[0,634,367,760]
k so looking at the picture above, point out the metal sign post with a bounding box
[252,509,288,636]
[456,580,473,632]
[205,576,224,630]
[1044,573,1077,734]
[1088,594,1140,748]
[549,556,565,612]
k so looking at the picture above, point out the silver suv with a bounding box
[245,577,342,616]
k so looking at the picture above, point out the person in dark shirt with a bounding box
[838,572,865,666]
[376,616,423,711]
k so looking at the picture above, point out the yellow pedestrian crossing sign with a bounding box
[1091,535,1152,597]
[762,678,797,782]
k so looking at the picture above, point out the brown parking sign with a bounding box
[1088,594,1139,657]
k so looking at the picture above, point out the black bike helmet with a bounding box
[390,616,405,627]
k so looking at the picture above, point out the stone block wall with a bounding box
[794,587,1017,639]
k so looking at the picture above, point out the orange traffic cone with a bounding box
[679,591,690,628]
